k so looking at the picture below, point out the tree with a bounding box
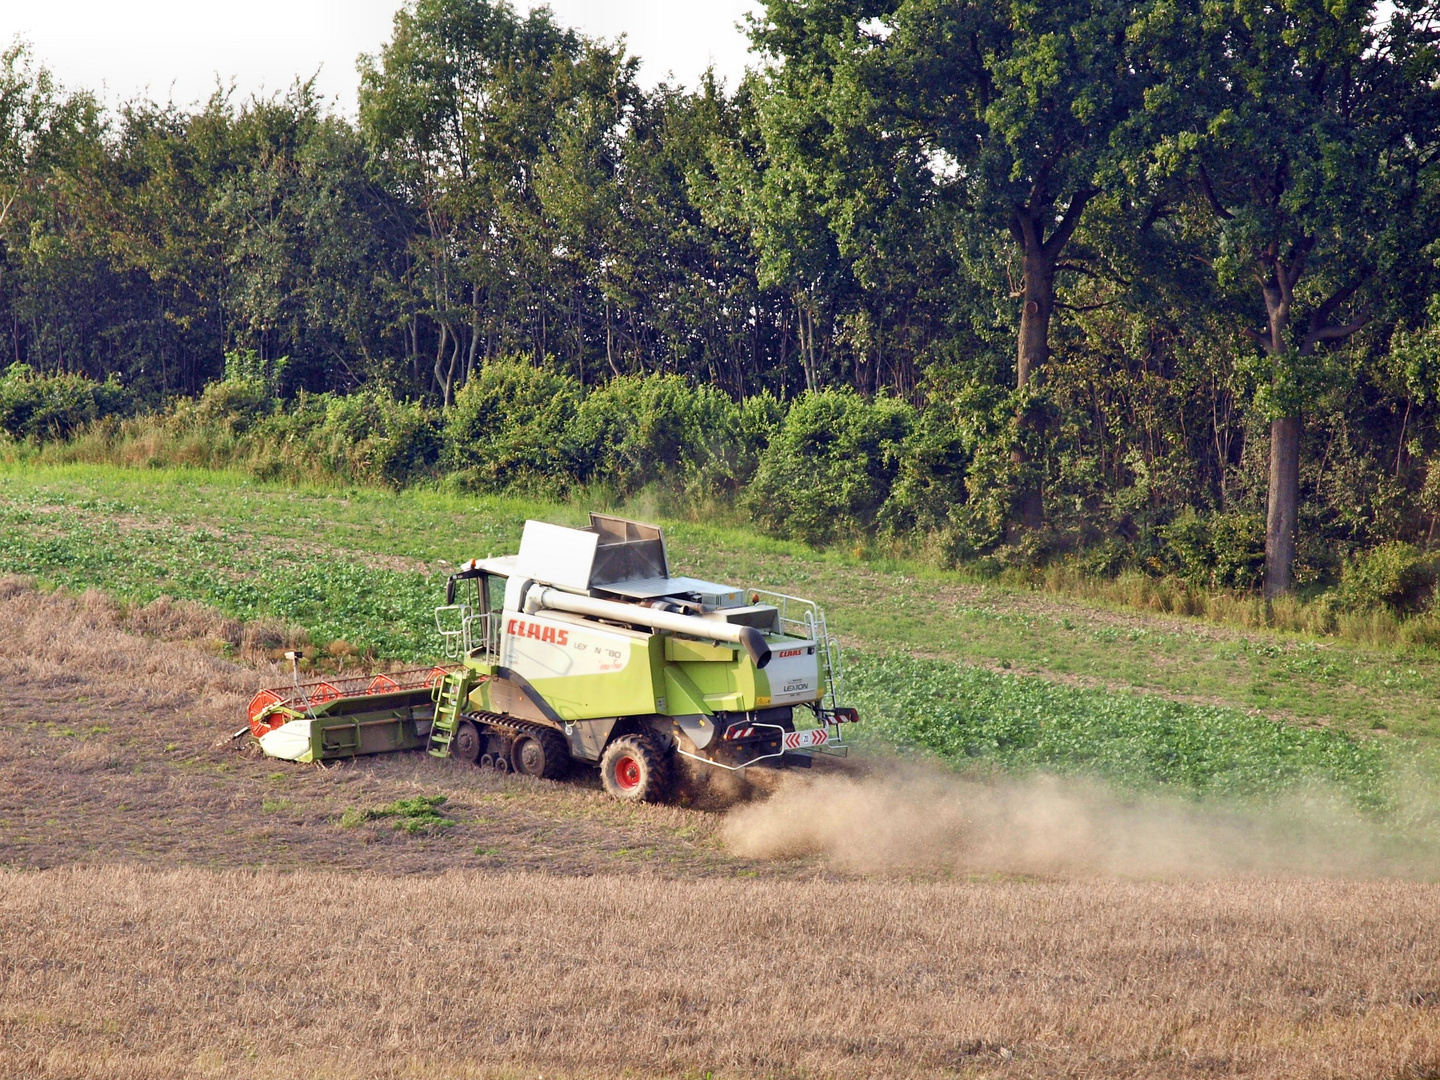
[215,82,413,391]
[1156,0,1440,595]
[359,0,587,403]
[748,0,1168,526]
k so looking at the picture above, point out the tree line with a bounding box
[2,0,1439,600]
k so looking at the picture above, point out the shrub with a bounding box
[925,382,1026,560]
[441,359,583,493]
[187,377,276,436]
[252,390,440,487]
[573,374,761,497]
[0,364,132,442]
[313,391,439,487]
[1159,508,1265,591]
[1336,541,1438,615]
[881,398,973,535]
[747,388,913,546]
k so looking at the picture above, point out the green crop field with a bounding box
[0,461,1431,814]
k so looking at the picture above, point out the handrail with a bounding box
[749,589,820,640]
[435,605,497,662]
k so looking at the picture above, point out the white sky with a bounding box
[1,0,762,115]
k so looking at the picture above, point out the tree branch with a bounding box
[1042,187,1098,260]
[1139,198,1173,233]
[1007,210,1026,249]
[1310,273,1368,331]
[1280,235,1314,294]
[1027,143,1068,208]
[1198,163,1233,220]
[1309,316,1369,344]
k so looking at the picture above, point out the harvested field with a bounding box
[4,573,1440,1077]
[0,578,751,876]
[4,867,1440,1079]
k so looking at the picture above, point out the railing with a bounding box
[434,605,498,662]
[750,589,820,641]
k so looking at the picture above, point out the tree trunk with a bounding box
[1016,251,1055,389]
[465,284,482,388]
[796,296,818,393]
[1012,247,1056,531]
[606,299,620,377]
[1006,189,1092,534]
[1256,255,1302,598]
[1264,413,1301,598]
[434,321,459,408]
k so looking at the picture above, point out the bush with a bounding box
[186,377,275,436]
[0,364,132,442]
[255,390,440,487]
[1336,541,1438,615]
[747,388,913,546]
[573,374,763,497]
[178,349,288,437]
[881,397,973,535]
[344,394,440,487]
[925,382,1026,560]
[1159,508,1266,590]
[441,358,583,493]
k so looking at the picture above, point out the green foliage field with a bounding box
[0,462,1416,813]
[847,655,1393,811]
[0,488,442,660]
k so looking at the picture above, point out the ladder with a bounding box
[427,671,469,757]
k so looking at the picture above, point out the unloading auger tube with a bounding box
[520,583,773,668]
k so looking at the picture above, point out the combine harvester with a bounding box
[246,514,857,802]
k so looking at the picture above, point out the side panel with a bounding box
[515,520,598,590]
[662,665,711,716]
[674,654,757,713]
[565,717,619,762]
[498,611,657,720]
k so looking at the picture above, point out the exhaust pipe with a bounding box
[524,585,772,668]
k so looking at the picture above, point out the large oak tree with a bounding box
[748,0,1170,527]
[1153,0,1440,595]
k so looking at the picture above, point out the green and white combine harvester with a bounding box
[246,514,858,801]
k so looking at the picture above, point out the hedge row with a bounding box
[7,358,1440,616]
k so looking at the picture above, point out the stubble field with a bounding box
[3,464,1440,1078]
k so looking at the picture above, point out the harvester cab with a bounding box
[247,514,857,802]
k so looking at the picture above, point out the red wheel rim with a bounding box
[614,755,642,791]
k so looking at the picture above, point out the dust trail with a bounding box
[722,759,1440,878]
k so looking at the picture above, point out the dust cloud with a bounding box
[721,759,1440,879]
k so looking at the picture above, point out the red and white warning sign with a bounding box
[783,728,829,750]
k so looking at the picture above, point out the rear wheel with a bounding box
[600,734,673,803]
[511,728,571,780]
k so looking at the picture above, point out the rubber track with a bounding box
[461,710,571,779]
[460,710,563,744]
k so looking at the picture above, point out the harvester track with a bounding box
[460,711,570,779]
